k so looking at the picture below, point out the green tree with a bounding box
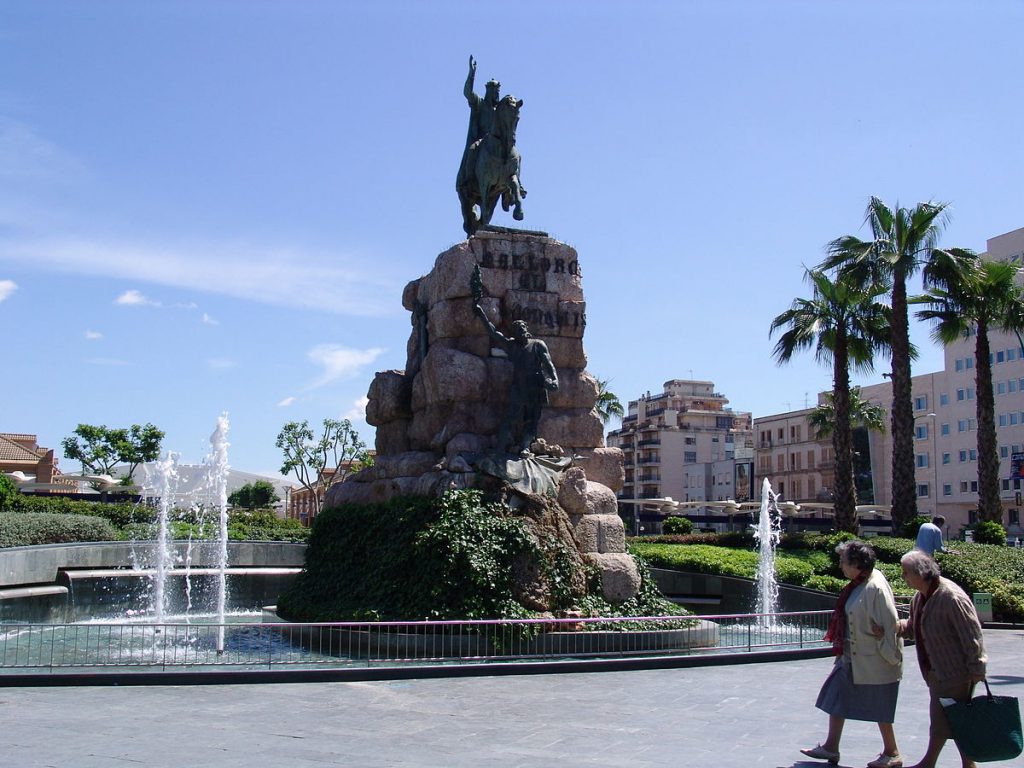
[819,198,973,530]
[915,258,1024,522]
[809,387,887,439]
[276,418,369,517]
[62,423,164,482]
[228,479,281,510]
[771,269,890,532]
[593,377,625,425]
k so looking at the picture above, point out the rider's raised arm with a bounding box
[464,55,479,105]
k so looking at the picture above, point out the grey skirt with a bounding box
[815,657,899,723]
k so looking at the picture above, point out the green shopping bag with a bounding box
[943,680,1023,762]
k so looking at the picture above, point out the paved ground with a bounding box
[2,629,1022,768]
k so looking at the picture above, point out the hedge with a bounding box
[0,512,118,547]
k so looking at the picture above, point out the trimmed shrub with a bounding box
[662,516,693,535]
[868,536,916,564]
[0,474,18,510]
[972,520,1008,546]
[0,512,117,547]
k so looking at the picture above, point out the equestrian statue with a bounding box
[456,56,527,237]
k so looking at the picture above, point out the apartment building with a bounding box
[752,408,834,505]
[606,379,754,516]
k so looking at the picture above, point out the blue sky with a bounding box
[2,0,1022,478]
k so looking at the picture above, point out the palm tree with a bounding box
[818,198,973,530]
[771,269,890,532]
[915,258,1024,522]
[594,378,625,425]
[809,387,887,439]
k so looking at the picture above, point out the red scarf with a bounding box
[824,571,869,656]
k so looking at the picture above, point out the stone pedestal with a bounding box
[326,230,636,602]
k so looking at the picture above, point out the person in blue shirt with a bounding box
[915,516,948,556]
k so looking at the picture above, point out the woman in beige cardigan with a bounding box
[801,540,904,768]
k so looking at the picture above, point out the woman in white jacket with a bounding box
[801,540,904,768]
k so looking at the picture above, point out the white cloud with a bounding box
[343,396,370,422]
[0,279,16,303]
[86,357,131,366]
[307,344,385,389]
[201,312,218,325]
[0,236,401,317]
[207,358,236,370]
[115,289,160,307]
[84,329,103,340]
[277,396,296,407]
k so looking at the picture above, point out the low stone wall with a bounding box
[651,568,837,615]
[0,541,307,589]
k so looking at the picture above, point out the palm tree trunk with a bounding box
[889,271,918,529]
[975,323,1003,522]
[832,335,858,532]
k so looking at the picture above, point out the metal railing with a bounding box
[0,611,832,674]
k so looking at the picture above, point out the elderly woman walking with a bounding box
[895,550,987,768]
[801,540,904,767]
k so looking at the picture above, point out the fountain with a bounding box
[752,477,783,628]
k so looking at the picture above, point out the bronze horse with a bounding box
[457,95,527,237]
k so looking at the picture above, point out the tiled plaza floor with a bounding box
[2,629,1021,767]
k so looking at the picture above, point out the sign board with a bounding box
[1012,452,1024,479]
[973,592,993,623]
[734,461,754,502]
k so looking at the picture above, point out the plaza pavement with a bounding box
[2,629,1021,768]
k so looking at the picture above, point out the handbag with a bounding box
[943,680,1023,762]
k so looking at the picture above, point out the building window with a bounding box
[807,477,815,497]
[684,451,697,463]
[998,382,1007,395]
[970,448,977,461]
[997,350,1006,363]
[958,419,968,432]
[777,481,784,497]
[807,449,815,468]
[957,389,966,401]
[1011,509,1020,525]
[1003,479,1011,491]
[959,450,968,463]
[917,484,930,498]
[966,357,974,369]
[955,359,964,372]
[1000,414,1009,427]
[914,395,928,410]
[961,481,969,493]
[915,425,929,439]
[940,393,950,406]
[1010,348,1018,362]
[968,388,975,400]
[971,480,978,492]
[941,423,950,436]
[916,454,929,468]
[1012,413,1019,426]
[685,437,696,445]
[969,510,978,524]
[1001,446,1010,458]
[942,452,951,465]
[943,484,952,496]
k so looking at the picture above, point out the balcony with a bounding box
[637,438,661,446]
[645,407,666,417]
[637,457,660,464]
[639,474,660,482]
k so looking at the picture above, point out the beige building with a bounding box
[607,379,754,527]
[752,407,834,506]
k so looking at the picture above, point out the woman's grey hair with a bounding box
[901,549,941,581]
[836,540,876,572]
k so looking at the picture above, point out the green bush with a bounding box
[662,516,693,535]
[0,512,117,547]
[899,515,931,539]
[805,574,847,593]
[6,494,154,527]
[638,531,756,548]
[972,520,1008,546]
[935,542,1024,621]
[628,542,815,586]
[868,536,916,564]
[0,474,18,510]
